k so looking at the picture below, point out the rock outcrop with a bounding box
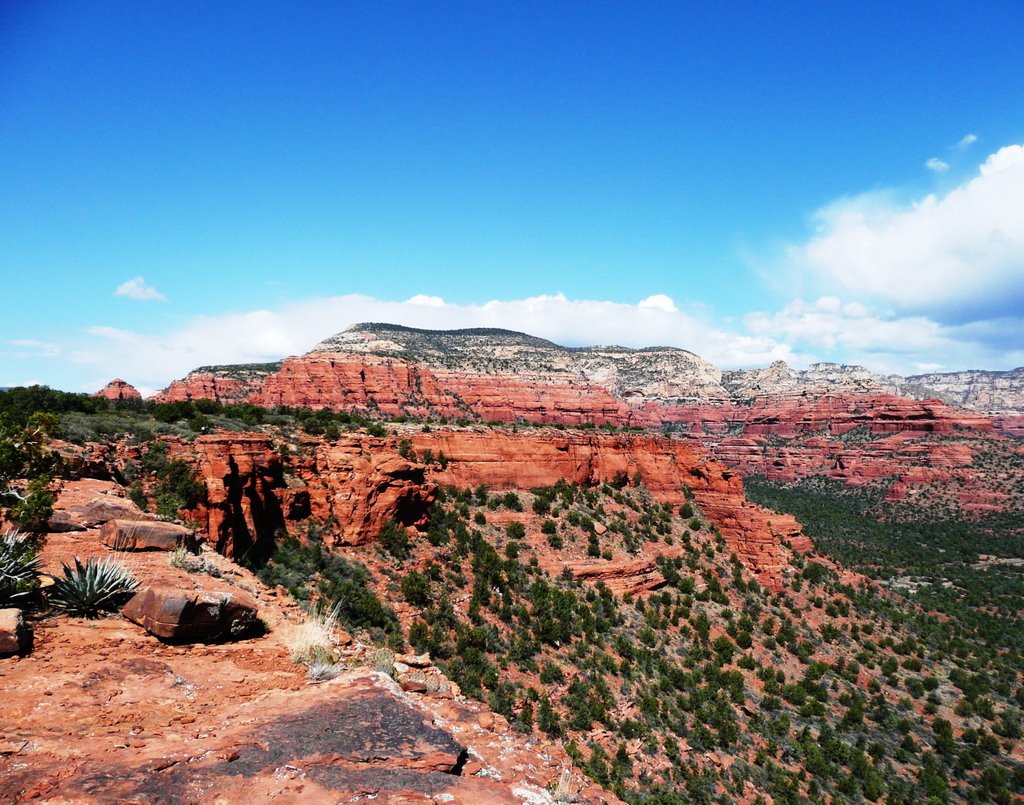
[294,437,436,547]
[253,352,640,426]
[552,547,688,597]
[406,429,809,586]
[177,434,290,564]
[161,428,805,589]
[93,378,142,402]
[905,366,1024,414]
[47,481,152,532]
[152,362,281,404]
[655,392,995,437]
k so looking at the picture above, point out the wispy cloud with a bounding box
[925,157,949,173]
[956,133,978,149]
[2,339,61,360]
[114,276,167,302]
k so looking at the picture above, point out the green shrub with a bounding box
[401,570,431,607]
[379,519,411,561]
[48,556,139,618]
[257,537,401,642]
[128,480,148,511]
[13,477,53,531]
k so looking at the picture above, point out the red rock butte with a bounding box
[94,378,142,402]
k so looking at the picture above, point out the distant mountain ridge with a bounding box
[153,322,1024,416]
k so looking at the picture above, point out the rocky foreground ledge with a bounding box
[0,482,616,804]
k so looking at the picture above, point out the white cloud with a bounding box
[405,294,446,307]
[747,297,945,355]
[745,296,1024,374]
[925,157,949,173]
[638,294,679,313]
[63,293,800,393]
[1,339,61,361]
[956,133,978,149]
[114,276,167,302]
[789,144,1024,318]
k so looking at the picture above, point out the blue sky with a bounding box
[2,2,1023,393]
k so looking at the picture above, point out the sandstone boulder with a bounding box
[101,519,195,551]
[121,584,258,642]
[0,608,31,656]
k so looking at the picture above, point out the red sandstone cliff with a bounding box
[154,347,999,441]
[165,428,807,591]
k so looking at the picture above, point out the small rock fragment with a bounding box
[0,608,32,656]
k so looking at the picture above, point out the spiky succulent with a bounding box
[48,556,140,618]
[0,527,41,608]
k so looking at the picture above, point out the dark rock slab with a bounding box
[42,674,523,803]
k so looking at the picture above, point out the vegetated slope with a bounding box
[9,387,1022,804]
[260,475,1024,803]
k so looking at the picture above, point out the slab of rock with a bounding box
[49,495,151,532]
[49,483,153,532]
[26,674,534,803]
[397,651,432,668]
[121,584,258,642]
[0,608,31,656]
[101,519,194,551]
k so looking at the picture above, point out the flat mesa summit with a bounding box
[152,322,1024,421]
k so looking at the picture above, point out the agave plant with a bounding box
[48,556,140,618]
[0,527,41,608]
